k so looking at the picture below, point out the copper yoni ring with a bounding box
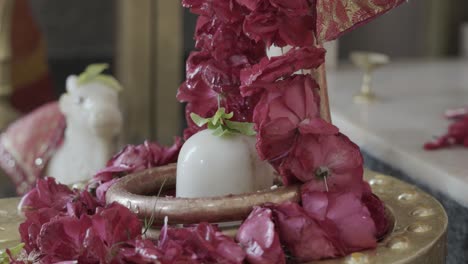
[105,163,301,224]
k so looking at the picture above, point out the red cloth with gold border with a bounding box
[0,102,65,194]
[315,0,405,42]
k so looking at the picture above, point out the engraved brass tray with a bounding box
[0,169,448,263]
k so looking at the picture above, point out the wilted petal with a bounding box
[242,8,314,48]
[20,208,62,252]
[362,192,389,239]
[254,75,322,164]
[19,177,74,213]
[183,0,244,23]
[116,239,165,264]
[271,202,343,261]
[237,207,285,264]
[280,133,364,194]
[240,47,325,96]
[159,223,245,264]
[326,192,377,251]
[37,216,92,262]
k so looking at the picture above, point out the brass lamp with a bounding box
[0,0,19,131]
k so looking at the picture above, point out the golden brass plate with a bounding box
[0,170,448,263]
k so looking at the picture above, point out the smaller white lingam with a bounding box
[176,109,274,198]
[48,64,123,185]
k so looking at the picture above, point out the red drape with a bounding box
[10,0,55,113]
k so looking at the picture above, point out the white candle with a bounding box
[176,130,274,198]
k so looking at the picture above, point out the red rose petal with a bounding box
[280,133,365,194]
[240,47,325,96]
[271,202,343,261]
[37,215,93,261]
[20,208,62,252]
[362,192,390,239]
[237,207,286,264]
[253,75,322,164]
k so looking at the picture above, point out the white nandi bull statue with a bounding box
[0,64,123,194]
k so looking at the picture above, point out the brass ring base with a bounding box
[106,163,301,224]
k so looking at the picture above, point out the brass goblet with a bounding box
[350,52,389,103]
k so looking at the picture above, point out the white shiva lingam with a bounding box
[48,65,123,185]
[176,109,274,198]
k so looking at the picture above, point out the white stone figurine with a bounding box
[47,65,123,185]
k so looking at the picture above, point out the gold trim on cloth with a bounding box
[316,0,405,42]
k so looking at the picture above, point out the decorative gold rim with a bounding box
[105,163,301,224]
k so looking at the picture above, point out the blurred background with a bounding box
[1,0,468,195]
[5,0,468,132]
[14,0,468,111]
[16,0,468,94]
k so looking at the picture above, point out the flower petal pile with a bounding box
[239,0,315,47]
[18,178,142,263]
[91,138,182,204]
[424,106,468,150]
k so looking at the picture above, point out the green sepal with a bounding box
[0,243,24,264]
[211,108,226,125]
[190,108,256,137]
[190,113,210,127]
[77,64,108,84]
[225,120,256,136]
[212,126,230,137]
[77,63,123,92]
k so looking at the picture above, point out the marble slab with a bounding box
[328,59,468,207]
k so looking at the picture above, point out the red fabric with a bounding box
[10,74,55,113]
[315,0,405,42]
[0,102,65,194]
[10,0,55,113]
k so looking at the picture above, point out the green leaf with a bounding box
[76,63,123,93]
[190,113,209,127]
[223,111,234,120]
[0,243,24,264]
[212,126,230,137]
[190,108,254,138]
[211,108,224,125]
[207,122,218,130]
[225,120,256,136]
[77,63,109,85]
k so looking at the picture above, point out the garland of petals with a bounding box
[7,0,391,263]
